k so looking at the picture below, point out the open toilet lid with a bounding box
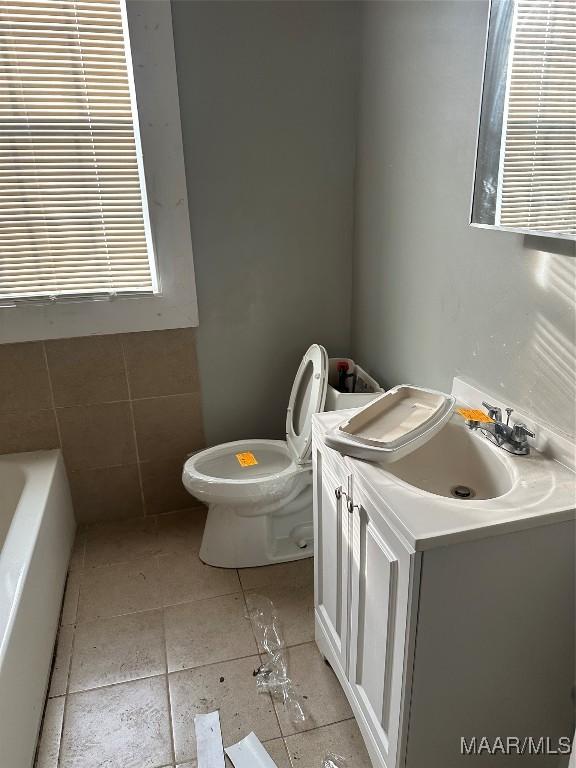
[286,344,328,464]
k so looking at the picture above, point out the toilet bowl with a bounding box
[183,344,329,568]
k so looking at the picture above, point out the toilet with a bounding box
[183,344,382,568]
[182,344,328,568]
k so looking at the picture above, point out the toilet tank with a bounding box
[325,358,384,412]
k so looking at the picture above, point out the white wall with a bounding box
[172,1,360,444]
[352,0,576,439]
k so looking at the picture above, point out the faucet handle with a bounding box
[482,401,502,422]
[511,423,536,443]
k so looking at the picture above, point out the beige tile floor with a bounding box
[35,509,372,768]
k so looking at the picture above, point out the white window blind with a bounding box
[497,0,576,236]
[0,0,157,300]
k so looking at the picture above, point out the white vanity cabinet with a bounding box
[346,479,417,768]
[313,417,575,768]
[313,445,352,674]
[313,440,419,768]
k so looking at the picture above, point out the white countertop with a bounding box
[314,397,576,552]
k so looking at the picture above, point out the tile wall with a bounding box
[0,328,205,522]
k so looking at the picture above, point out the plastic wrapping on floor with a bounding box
[320,753,349,768]
[245,593,308,727]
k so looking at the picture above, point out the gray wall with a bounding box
[352,0,576,438]
[172,1,360,444]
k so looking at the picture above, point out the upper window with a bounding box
[0,0,158,301]
[472,0,575,239]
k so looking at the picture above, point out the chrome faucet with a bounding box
[465,401,535,456]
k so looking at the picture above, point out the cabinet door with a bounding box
[348,482,411,768]
[313,447,352,674]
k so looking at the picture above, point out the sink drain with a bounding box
[450,485,475,499]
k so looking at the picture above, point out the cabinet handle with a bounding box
[347,498,359,514]
[335,487,343,501]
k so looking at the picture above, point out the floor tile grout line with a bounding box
[162,588,244,613]
[283,715,357,740]
[67,668,167,698]
[80,506,205,540]
[78,549,226,573]
[238,579,262,659]
[63,620,76,698]
[168,649,264,678]
[58,670,170,699]
[74,588,247,627]
[54,602,80,767]
[58,643,294,700]
[47,649,275,700]
[55,564,81,768]
[56,698,68,768]
[157,555,178,767]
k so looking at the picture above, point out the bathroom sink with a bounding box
[381,418,513,500]
[315,380,575,551]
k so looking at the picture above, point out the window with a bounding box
[0,0,157,301]
[0,0,197,343]
[472,0,575,239]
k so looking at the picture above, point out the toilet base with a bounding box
[199,485,314,568]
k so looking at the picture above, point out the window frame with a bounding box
[470,0,576,241]
[0,0,199,343]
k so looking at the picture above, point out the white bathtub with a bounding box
[0,450,75,768]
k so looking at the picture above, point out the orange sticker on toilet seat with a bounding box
[236,451,258,467]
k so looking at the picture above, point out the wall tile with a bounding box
[0,341,52,413]
[57,402,137,471]
[1,328,205,524]
[133,394,204,462]
[68,465,143,523]
[140,456,196,515]
[45,334,128,406]
[0,409,59,454]
[122,328,200,399]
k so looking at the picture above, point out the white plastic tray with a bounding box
[326,385,456,463]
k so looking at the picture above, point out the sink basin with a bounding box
[383,418,514,500]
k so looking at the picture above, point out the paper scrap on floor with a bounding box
[225,732,279,768]
[195,711,225,768]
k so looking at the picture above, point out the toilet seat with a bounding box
[286,343,329,464]
[183,343,329,503]
[183,439,310,507]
